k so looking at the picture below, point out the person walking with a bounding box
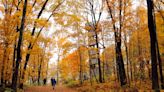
[51,77,56,90]
[43,78,46,85]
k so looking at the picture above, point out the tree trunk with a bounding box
[116,39,127,86]
[12,40,16,87]
[156,35,164,89]
[129,41,133,81]
[102,60,105,82]
[12,0,27,91]
[1,45,7,87]
[95,32,103,83]
[88,52,93,86]
[117,0,127,86]
[146,0,159,90]
[106,0,127,86]
[146,60,151,79]
[38,54,42,85]
[78,47,83,85]
[124,32,130,86]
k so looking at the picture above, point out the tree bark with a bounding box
[157,43,164,89]
[78,47,83,85]
[1,44,7,87]
[12,40,17,87]
[105,0,127,86]
[146,0,159,90]
[38,54,42,85]
[115,38,127,86]
[12,0,27,91]
[95,32,103,83]
[124,33,130,86]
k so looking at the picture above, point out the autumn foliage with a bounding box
[0,0,163,91]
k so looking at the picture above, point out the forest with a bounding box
[0,0,163,92]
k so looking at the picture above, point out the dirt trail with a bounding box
[24,85,77,92]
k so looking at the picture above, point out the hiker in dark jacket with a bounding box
[51,77,56,90]
[43,78,46,85]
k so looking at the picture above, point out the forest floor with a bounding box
[24,85,77,92]
[20,81,164,92]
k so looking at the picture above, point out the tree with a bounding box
[12,0,28,91]
[85,0,103,83]
[19,0,64,88]
[146,0,160,90]
[105,0,127,86]
[58,47,88,83]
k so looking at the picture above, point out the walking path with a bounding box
[24,85,77,92]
